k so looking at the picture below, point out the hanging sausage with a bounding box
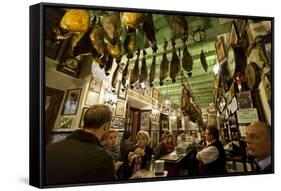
[170,38,181,83]
[166,15,188,41]
[100,11,121,45]
[149,51,157,87]
[121,59,130,91]
[139,50,148,83]
[130,49,141,89]
[124,29,136,59]
[182,40,193,77]
[200,50,208,72]
[143,13,158,52]
[159,39,169,86]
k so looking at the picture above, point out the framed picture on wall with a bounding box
[112,117,125,129]
[241,22,255,56]
[215,36,227,63]
[89,76,102,93]
[115,101,126,117]
[229,21,239,45]
[117,82,127,101]
[152,88,160,101]
[61,88,82,115]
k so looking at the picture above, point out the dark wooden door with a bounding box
[45,87,65,142]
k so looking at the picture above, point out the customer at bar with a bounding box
[196,125,226,175]
[120,131,134,162]
[155,134,168,159]
[104,129,123,170]
[245,121,272,172]
[126,130,153,177]
[45,104,116,185]
[165,134,175,154]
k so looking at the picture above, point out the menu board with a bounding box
[236,108,259,124]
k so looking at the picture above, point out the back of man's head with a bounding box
[83,104,112,129]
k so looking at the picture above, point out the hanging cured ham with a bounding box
[124,29,136,59]
[100,12,121,45]
[182,41,193,77]
[200,50,208,72]
[122,12,144,32]
[149,52,157,87]
[180,87,190,115]
[73,25,94,57]
[166,15,188,41]
[143,13,158,52]
[159,40,169,86]
[106,40,122,59]
[139,50,148,83]
[121,59,130,91]
[105,54,113,76]
[60,9,90,32]
[89,18,105,56]
[111,63,123,92]
[170,38,181,83]
[130,50,140,89]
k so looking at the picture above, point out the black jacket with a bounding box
[45,130,117,185]
[198,140,226,175]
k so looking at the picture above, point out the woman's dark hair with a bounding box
[207,125,219,140]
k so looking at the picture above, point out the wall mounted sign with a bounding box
[236,108,259,124]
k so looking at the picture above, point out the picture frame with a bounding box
[115,101,126,117]
[117,82,127,101]
[215,36,227,63]
[152,88,160,101]
[57,116,74,129]
[61,88,82,115]
[112,117,125,129]
[89,76,103,93]
[79,107,89,128]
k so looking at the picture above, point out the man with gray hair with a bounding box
[46,104,117,185]
[245,121,272,172]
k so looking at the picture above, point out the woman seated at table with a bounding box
[155,134,168,159]
[165,134,175,154]
[126,130,153,177]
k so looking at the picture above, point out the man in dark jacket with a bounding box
[45,104,117,185]
[196,126,226,175]
[245,122,272,172]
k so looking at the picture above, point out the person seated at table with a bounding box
[198,129,207,147]
[120,131,134,162]
[196,125,226,175]
[165,134,175,154]
[155,134,168,159]
[126,130,154,177]
[104,129,123,170]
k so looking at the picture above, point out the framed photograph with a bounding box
[79,107,89,128]
[215,36,227,63]
[89,76,102,93]
[112,117,125,129]
[152,88,160,101]
[117,82,127,101]
[61,88,82,115]
[241,22,255,56]
[115,101,126,117]
[236,91,253,109]
[229,21,239,45]
[30,2,273,189]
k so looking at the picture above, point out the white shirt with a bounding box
[196,141,219,165]
[258,156,271,171]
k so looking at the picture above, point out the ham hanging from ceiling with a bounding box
[159,40,169,86]
[106,40,122,60]
[143,13,158,52]
[60,9,90,33]
[149,51,157,87]
[105,54,114,76]
[139,50,148,83]
[89,18,105,56]
[170,38,181,83]
[124,29,136,59]
[182,41,193,77]
[100,11,121,45]
[166,15,188,41]
[122,12,144,32]
[200,50,208,72]
[180,87,190,115]
[121,59,130,91]
[130,49,140,89]
[111,62,123,92]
